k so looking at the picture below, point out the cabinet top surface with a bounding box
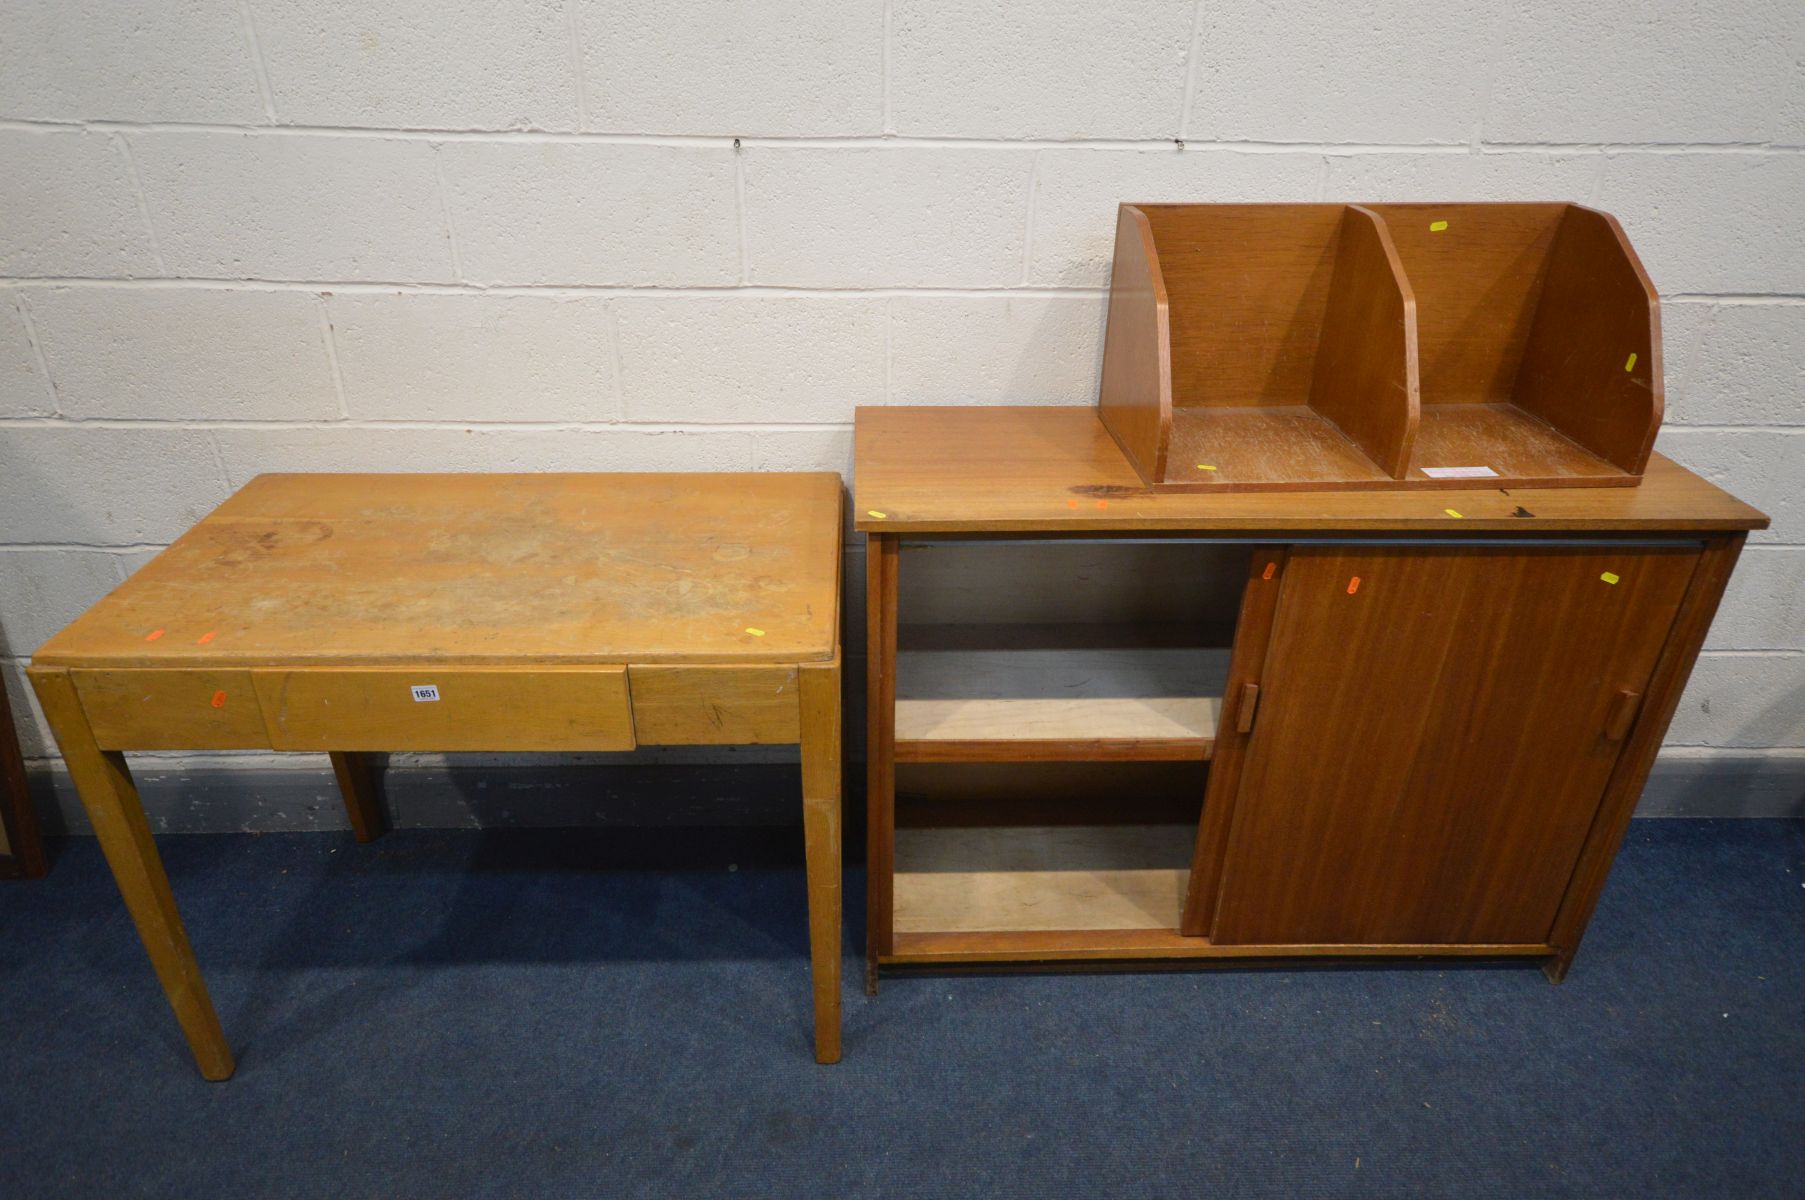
[35,472,844,669]
[854,407,1768,535]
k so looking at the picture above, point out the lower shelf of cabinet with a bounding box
[885,824,1552,966]
[894,824,1194,932]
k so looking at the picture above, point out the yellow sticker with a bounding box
[1196,464,1217,471]
[1444,508,1463,518]
[745,627,766,637]
[1623,352,1637,372]
[1601,572,1620,585]
[866,510,887,519]
[1430,220,1449,232]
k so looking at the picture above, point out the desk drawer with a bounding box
[629,665,801,744]
[252,668,634,752]
[72,669,272,750]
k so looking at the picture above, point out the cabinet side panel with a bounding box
[865,534,900,965]
[1544,534,1741,977]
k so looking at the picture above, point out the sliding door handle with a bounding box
[1235,683,1261,734]
[1604,689,1642,742]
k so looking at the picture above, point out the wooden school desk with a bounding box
[29,472,845,1076]
[856,406,1766,986]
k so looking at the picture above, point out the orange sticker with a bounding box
[210,691,227,709]
[1261,562,1276,581]
[196,630,217,644]
[1347,576,1361,595]
[1067,499,1079,509]
[144,629,165,642]
[1096,499,1108,509]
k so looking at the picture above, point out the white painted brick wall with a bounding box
[0,131,159,276]
[25,286,338,420]
[1664,304,1805,427]
[890,0,1193,139]
[439,142,739,285]
[1029,149,1324,286]
[889,296,1106,405]
[0,0,1798,805]
[252,0,577,132]
[0,0,266,125]
[1320,152,1604,203]
[743,148,1032,286]
[577,0,884,136]
[328,293,617,421]
[130,132,454,281]
[1189,0,1495,144]
[614,297,886,422]
[1483,2,1805,144]
[0,426,231,544]
[0,548,128,653]
[0,294,55,417]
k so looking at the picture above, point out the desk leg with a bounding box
[329,752,387,843]
[799,659,842,1065]
[1,669,47,879]
[28,670,234,1081]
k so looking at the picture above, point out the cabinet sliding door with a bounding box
[1194,544,1697,947]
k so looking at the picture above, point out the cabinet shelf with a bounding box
[886,823,1555,963]
[895,641,1230,764]
[893,825,1194,934]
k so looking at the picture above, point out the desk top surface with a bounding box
[36,472,843,669]
[854,407,1769,535]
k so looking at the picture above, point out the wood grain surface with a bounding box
[1096,205,1172,483]
[1203,544,1699,946]
[34,472,844,669]
[854,407,1767,533]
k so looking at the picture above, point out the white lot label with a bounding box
[1422,465,1499,479]
[410,684,441,703]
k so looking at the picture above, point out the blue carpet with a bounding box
[0,820,1800,1198]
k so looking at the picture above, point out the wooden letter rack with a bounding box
[1098,202,1662,492]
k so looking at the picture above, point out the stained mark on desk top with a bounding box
[212,521,334,568]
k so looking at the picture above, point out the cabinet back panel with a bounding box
[896,540,1250,637]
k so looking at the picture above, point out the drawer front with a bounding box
[253,668,634,752]
[73,669,272,750]
[628,665,801,745]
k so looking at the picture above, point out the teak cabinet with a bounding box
[855,406,1767,984]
